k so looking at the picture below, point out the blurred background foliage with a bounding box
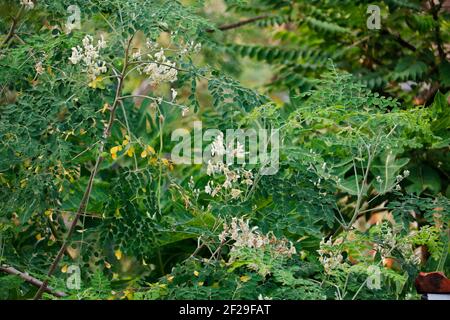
[0,0,449,300]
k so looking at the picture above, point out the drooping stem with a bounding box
[33,34,135,300]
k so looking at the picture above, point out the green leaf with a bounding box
[371,152,409,194]
[405,165,442,195]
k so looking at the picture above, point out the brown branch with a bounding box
[0,265,67,298]
[33,34,136,300]
[429,0,446,62]
[0,6,24,49]
[206,15,269,33]
[381,28,416,52]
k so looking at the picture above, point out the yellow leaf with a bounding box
[167,275,174,282]
[35,233,42,241]
[88,76,105,89]
[115,249,123,260]
[141,150,148,158]
[240,275,251,283]
[105,261,112,269]
[61,265,68,273]
[198,281,204,286]
[193,270,199,277]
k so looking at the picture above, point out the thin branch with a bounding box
[429,0,446,62]
[0,265,67,298]
[118,94,185,108]
[33,33,136,300]
[381,28,416,52]
[0,6,24,49]
[206,15,269,33]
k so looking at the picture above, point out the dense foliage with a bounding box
[0,0,449,300]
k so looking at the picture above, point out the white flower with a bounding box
[132,49,142,60]
[97,35,107,49]
[181,107,189,117]
[403,170,410,178]
[211,133,226,157]
[143,60,178,85]
[154,49,165,61]
[206,160,215,176]
[205,182,212,195]
[193,43,202,53]
[317,237,344,274]
[69,46,83,64]
[69,35,108,81]
[376,176,383,184]
[228,141,245,159]
[82,35,93,47]
[34,61,44,75]
[230,188,242,199]
[20,0,34,10]
[171,88,178,101]
[222,179,232,189]
[211,185,221,197]
[146,39,159,50]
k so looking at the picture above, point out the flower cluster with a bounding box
[69,35,107,81]
[20,0,34,10]
[134,40,178,85]
[317,237,344,274]
[109,135,156,161]
[373,223,420,266]
[34,61,44,75]
[204,133,252,199]
[180,40,202,56]
[375,169,410,191]
[220,217,297,257]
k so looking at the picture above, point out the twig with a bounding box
[33,34,136,300]
[206,15,269,33]
[0,6,24,49]
[429,0,446,62]
[380,28,416,52]
[0,265,67,298]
